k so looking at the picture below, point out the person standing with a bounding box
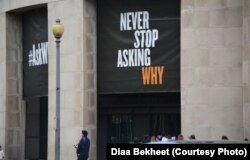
[0,145,5,160]
[221,135,228,140]
[189,134,196,140]
[177,134,184,140]
[77,130,90,160]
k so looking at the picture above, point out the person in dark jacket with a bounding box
[189,134,196,140]
[77,130,90,160]
[221,135,228,140]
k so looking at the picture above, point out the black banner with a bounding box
[107,144,250,160]
[23,8,48,99]
[97,0,180,94]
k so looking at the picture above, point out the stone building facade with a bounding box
[0,0,249,160]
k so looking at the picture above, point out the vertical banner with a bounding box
[97,0,180,94]
[23,8,48,98]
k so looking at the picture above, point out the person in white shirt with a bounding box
[161,132,169,141]
[0,145,5,160]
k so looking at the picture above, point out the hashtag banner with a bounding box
[23,8,48,99]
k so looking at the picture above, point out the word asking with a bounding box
[117,48,151,67]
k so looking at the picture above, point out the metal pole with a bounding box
[55,38,61,160]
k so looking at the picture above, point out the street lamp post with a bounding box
[52,19,64,160]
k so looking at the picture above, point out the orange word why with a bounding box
[142,66,164,85]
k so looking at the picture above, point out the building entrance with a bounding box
[107,113,180,144]
[97,93,180,160]
[25,97,48,160]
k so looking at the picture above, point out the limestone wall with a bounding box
[47,0,97,159]
[0,12,7,158]
[47,0,85,159]
[0,0,57,13]
[243,0,250,140]
[5,13,25,160]
[181,0,244,140]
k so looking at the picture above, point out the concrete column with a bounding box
[47,0,97,159]
[243,0,250,140]
[181,0,244,140]
[0,12,7,158]
[82,0,97,159]
[5,13,25,160]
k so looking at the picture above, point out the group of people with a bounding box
[146,132,225,142]
[150,132,185,142]
[0,145,4,160]
[221,135,249,141]
[149,133,250,142]
[2,130,249,160]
